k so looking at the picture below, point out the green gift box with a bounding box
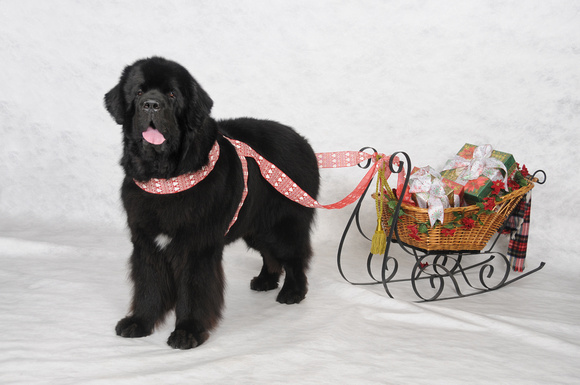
[441,169,492,205]
[462,175,493,205]
[457,143,517,179]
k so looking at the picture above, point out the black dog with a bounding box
[104,57,320,349]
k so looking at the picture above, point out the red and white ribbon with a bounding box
[225,138,392,211]
[135,137,394,233]
[134,141,220,194]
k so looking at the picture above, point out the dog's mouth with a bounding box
[142,123,166,145]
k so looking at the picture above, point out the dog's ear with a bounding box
[104,84,125,125]
[195,82,214,115]
[192,80,213,118]
[184,79,214,130]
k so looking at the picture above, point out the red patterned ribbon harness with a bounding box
[135,141,221,194]
[135,137,395,235]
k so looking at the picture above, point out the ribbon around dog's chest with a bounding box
[134,141,221,194]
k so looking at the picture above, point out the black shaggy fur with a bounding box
[104,57,320,349]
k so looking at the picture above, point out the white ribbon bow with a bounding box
[409,166,450,227]
[443,144,508,189]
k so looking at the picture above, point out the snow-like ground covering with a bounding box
[1,1,579,383]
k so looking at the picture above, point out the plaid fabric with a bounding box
[501,192,532,272]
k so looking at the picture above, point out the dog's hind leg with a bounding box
[244,234,283,292]
[250,250,283,292]
[276,246,311,304]
[248,217,313,304]
[274,221,314,304]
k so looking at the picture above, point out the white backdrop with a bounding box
[1,1,579,384]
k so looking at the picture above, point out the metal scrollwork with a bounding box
[336,151,546,301]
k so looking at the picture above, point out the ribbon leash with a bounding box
[225,138,392,210]
[134,136,394,235]
[225,138,394,233]
[228,146,249,232]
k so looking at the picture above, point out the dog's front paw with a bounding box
[167,328,209,350]
[115,316,153,338]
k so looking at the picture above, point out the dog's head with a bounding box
[105,57,216,181]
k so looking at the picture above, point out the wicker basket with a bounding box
[375,180,535,252]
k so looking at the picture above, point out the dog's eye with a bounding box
[169,91,176,99]
[136,89,143,97]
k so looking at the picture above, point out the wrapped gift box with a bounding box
[457,143,517,180]
[440,143,516,205]
[441,177,464,207]
[440,168,462,182]
[409,166,454,208]
[462,175,493,205]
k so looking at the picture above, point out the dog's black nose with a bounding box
[142,99,161,112]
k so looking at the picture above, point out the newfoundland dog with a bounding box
[104,57,319,349]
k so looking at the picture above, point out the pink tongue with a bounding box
[142,127,166,145]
